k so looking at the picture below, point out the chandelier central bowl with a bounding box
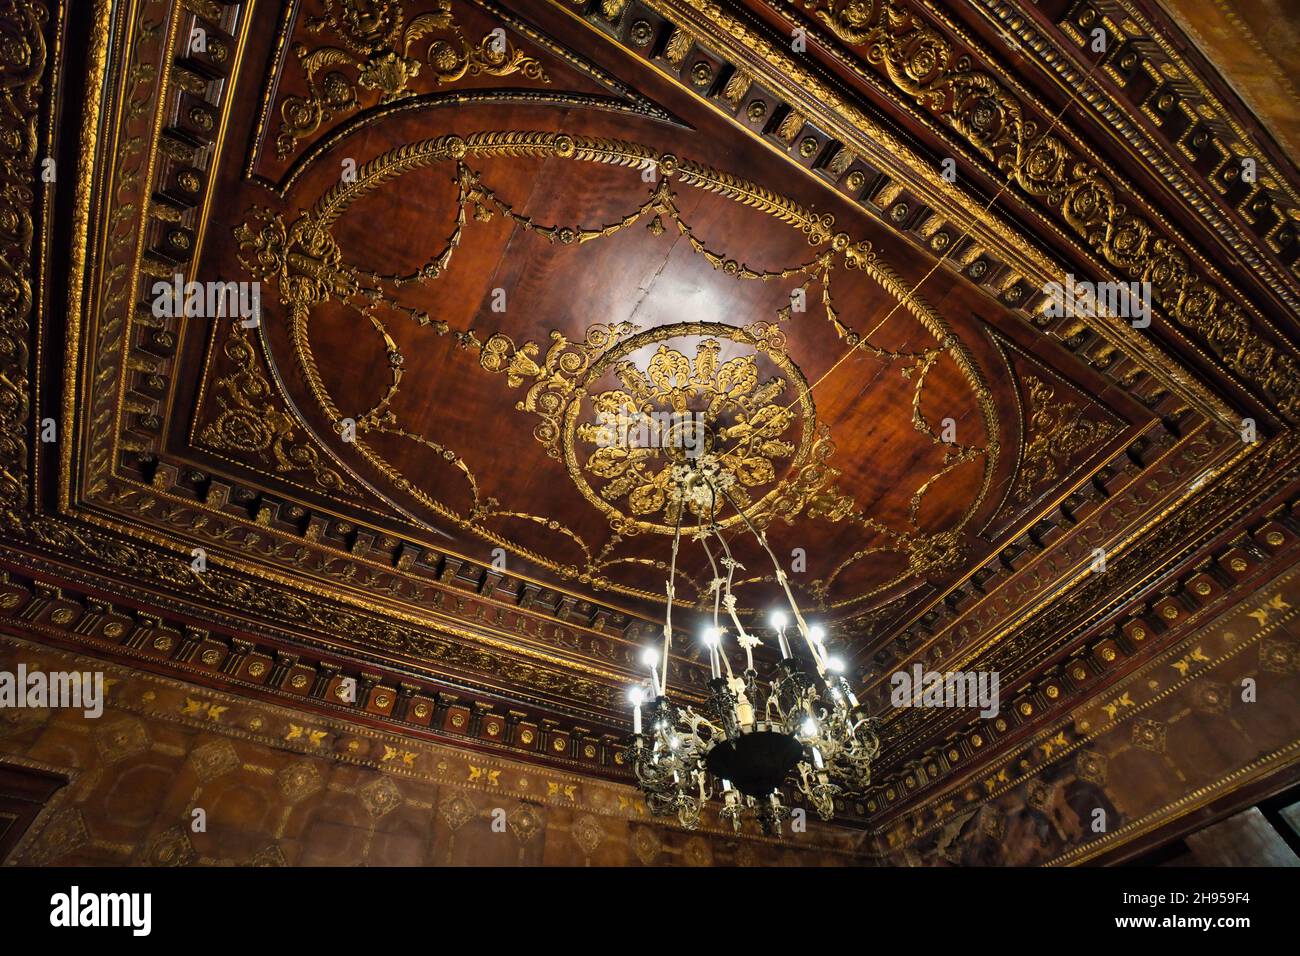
[703,725,805,798]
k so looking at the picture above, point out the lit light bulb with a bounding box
[640,647,660,669]
[627,686,645,706]
[826,656,845,673]
[801,717,818,737]
[771,610,788,629]
[809,625,826,644]
[703,627,721,646]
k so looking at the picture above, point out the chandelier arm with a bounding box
[715,484,826,676]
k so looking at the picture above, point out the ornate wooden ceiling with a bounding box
[3,0,1299,862]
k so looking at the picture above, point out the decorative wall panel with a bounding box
[0,635,864,865]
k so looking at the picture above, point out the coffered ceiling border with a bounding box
[781,0,1300,333]
[860,417,1237,683]
[0,572,645,783]
[75,485,711,693]
[970,0,1300,314]
[873,432,1296,749]
[864,437,1250,789]
[874,483,1300,800]
[68,0,178,508]
[0,0,61,521]
[0,511,690,717]
[555,0,1247,429]
[27,0,1279,712]
[92,468,681,669]
[1110,0,1300,205]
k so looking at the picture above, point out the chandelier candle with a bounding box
[772,611,792,658]
[629,687,644,735]
[704,629,721,679]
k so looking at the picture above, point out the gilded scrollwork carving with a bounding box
[799,0,1300,419]
[0,0,45,522]
[580,339,798,522]
[3,510,628,709]
[199,323,355,493]
[1012,375,1122,503]
[277,0,550,158]
[563,322,819,535]
[465,321,640,460]
[85,0,166,500]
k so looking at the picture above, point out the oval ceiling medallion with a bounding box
[563,321,816,535]
[234,131,1000,610]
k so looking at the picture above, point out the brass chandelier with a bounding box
[627,455,880,835]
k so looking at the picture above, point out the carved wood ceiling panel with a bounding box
[170,0,1155,636]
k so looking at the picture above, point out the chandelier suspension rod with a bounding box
[710,522,758,671]
[702,482,759,672]
[659,499,685,697]
[703,483,723,632]
[716,484,827,676]
[693,481,729,680]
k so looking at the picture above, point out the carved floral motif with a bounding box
[277,0,550,158]
[578,339,798,523]
[1013,375,1121,502]
[199,323,354,493]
